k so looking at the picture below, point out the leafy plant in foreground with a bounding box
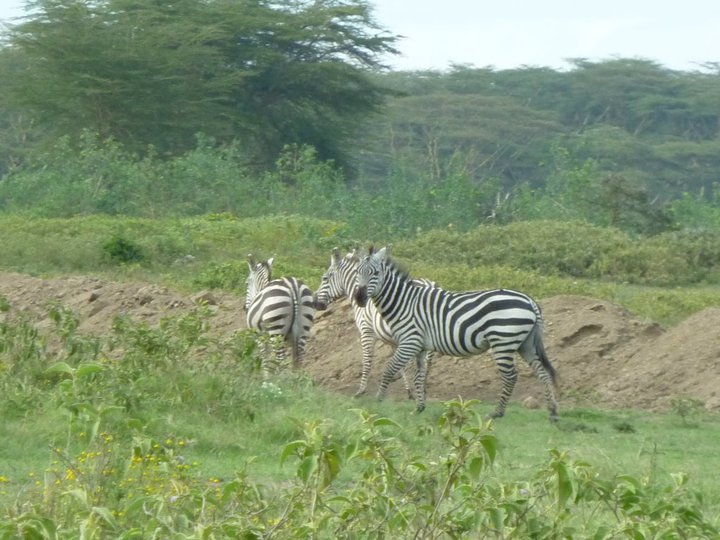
[1,305,718,538]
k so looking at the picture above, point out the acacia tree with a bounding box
[1,0,398,167]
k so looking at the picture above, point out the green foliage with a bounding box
[3,127,720,240]
[671,191,720,229]
[1,308,719,538]
[504,144,674,234]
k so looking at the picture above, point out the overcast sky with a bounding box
[372,0,720,72]
[2,0,718,72]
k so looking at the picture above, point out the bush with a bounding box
[101,235,145,264]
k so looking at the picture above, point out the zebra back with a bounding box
[245,255,315,367]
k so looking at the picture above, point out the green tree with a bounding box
[1,0,398,168]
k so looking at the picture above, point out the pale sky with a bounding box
[372,0,720,72]
[1,0,718,72]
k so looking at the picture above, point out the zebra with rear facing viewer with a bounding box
[314,246,436,399]
[353,246,559,422]
[245,255,315,373]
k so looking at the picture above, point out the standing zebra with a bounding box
[245,255,316,373]
[353,246,559,421]
[314,247,436,399]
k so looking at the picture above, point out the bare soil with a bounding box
[1,272,719,413]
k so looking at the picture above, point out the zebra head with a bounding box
[314,247,345,311]
[353,246,388,308]
[245,254,273,311]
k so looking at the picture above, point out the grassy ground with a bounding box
[2,214,720,535]
[3,372,720,524]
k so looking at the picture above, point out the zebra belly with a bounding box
[425,335,490,356]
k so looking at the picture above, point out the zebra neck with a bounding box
[341,262,359,297]
[373,269,413,320]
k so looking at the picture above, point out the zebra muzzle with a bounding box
[353,285,368,307]
[313,294,328,311]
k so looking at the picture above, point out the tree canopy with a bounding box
[0,0,398,167]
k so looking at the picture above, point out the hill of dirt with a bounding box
[1,272,718,413]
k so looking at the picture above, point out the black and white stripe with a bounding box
[245,255,315,372]
[353,246,558,421]
[315,247,435,399]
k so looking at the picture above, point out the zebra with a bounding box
[314,246,436,399]
[244,254,316,374]
[353,246,559,422]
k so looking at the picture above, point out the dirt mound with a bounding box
[1,273,718,412]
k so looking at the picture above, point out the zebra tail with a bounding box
[534,323,558,388]
[290,287,302,367]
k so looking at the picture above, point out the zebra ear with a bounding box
[267,257,274,269]
[385,244,393,256]
[331,247,342,265]
[247,254,256,269]
[376,246,387,260]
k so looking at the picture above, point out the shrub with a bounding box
[101,235,145,264]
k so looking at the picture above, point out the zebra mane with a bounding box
[368,245,411,283]
[344,244,366,264]
[385,255,412,283]
[247,253,273,281]
[346,250,362,264]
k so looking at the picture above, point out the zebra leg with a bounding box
[489,354,518,419]
[377,341,425,410]
[259,336,272,380]
[413,351,429,413]
[382,362,414,399]
[418,351,435,402]
[377,342,420,404]
[355,326,376,397]
[528,359,559,422]
[385,362,413,398]
[520,326,559,422]
[269,334,288,375]
[295,334,310,368]
[400,364,414,399]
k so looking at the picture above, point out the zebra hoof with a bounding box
[486,411,504,420]
[353,390,367,398]
[415,404,426,414]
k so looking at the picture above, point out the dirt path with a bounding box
[1,272,718,412]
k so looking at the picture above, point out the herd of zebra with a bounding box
[244,246,559,422]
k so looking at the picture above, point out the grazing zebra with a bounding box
[353,246,559,421]
[245,255,316,373]
[314,247,436,399]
